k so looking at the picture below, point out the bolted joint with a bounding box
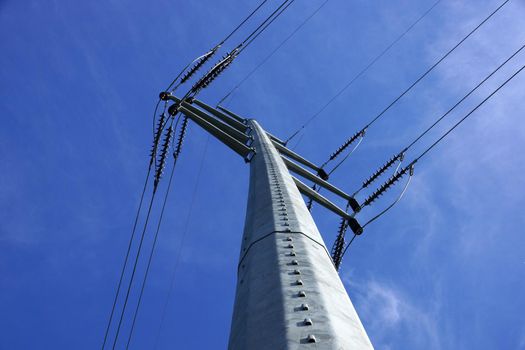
[159,91,170,101]
[348,197,361,213]
[168,103,179,116]
[317,168,329,181]
[347,217,363,235]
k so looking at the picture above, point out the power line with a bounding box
[239,0,294,49]
[110,118,176,349]
[342,62,525,261]
[362,0,510,131]
[100,166,152,350]
[290,0,509,172]
[354,41,525,196]
[221,0,270,45]
[412,62,524,164]
[217,0,330,107]
[285,0,443,143]
[125,116,183,349]
[153,136,210,350]
[163,0,270,93]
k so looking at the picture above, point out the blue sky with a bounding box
[1,0,524,349]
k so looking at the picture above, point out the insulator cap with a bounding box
[159,91,170,100]
[168,104,178,116]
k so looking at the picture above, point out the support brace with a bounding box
[193,99,250,133]
[176,105,255,161]
[293,176,362,235]
[272,140,322,174]
[167,96,251,144]
[282,157,352,202]
[216,105,248,125]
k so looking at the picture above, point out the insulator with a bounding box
[306,198,314,211]
[173,116,188,160]
[328,129,365,162]
[306,184,318,211]
[180,48,217,85]
[331,217,347,270]
[363,165,411,207]
[191,49,238,94]
[200,57,234,89]
[149,113,166,164]
[362,152,404,189]
[154,125,174,186]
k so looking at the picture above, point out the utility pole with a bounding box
[165,94,373,349]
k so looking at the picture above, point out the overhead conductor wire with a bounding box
[354,40,525,197]
[105,1,298,347]
[152,136,210,350]
[101,105,171,349]
[342,60,525,260]
[334,39,525,268]
[109,116,176,350]
[285,0,443,144]
[217,0,331,107]
[288,0,510,177]
[151,0,270,143]
[124,116,185,349]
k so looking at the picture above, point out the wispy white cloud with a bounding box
[343,274,445,349]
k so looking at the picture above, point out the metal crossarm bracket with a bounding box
[174,105,255,161]
[272,140,321,173]
[292,176,352,220]
[216,105,248,125]
[292,177,363,235]
[265,131,286,146]
[192,99,250,133]
[282,157,352,202]
[167,96,251,144]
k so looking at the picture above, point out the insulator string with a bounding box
[355,40,525,196]
[125,120,183,349]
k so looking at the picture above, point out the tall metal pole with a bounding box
[228,120,373,349]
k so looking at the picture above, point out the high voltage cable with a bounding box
[411,63,524,164]
[100,166,152,350]
[238,0,296,53]
[153,136,210,350]
[106,1,298,346]
[285,0,443,144]
[217,0,330,107]
[355,41,525,196]
[124,116,183,349]
[173,0,296,100]
[149,0,270,140]
[239,0,294,49]
[102,103,171,349]
[289,0,509,173]
[341,62,525,262]
[360,0,510,132]
[221,0,270,45]
[164,0,269,92]
[110,118,175,350]
[315,0,510,170]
